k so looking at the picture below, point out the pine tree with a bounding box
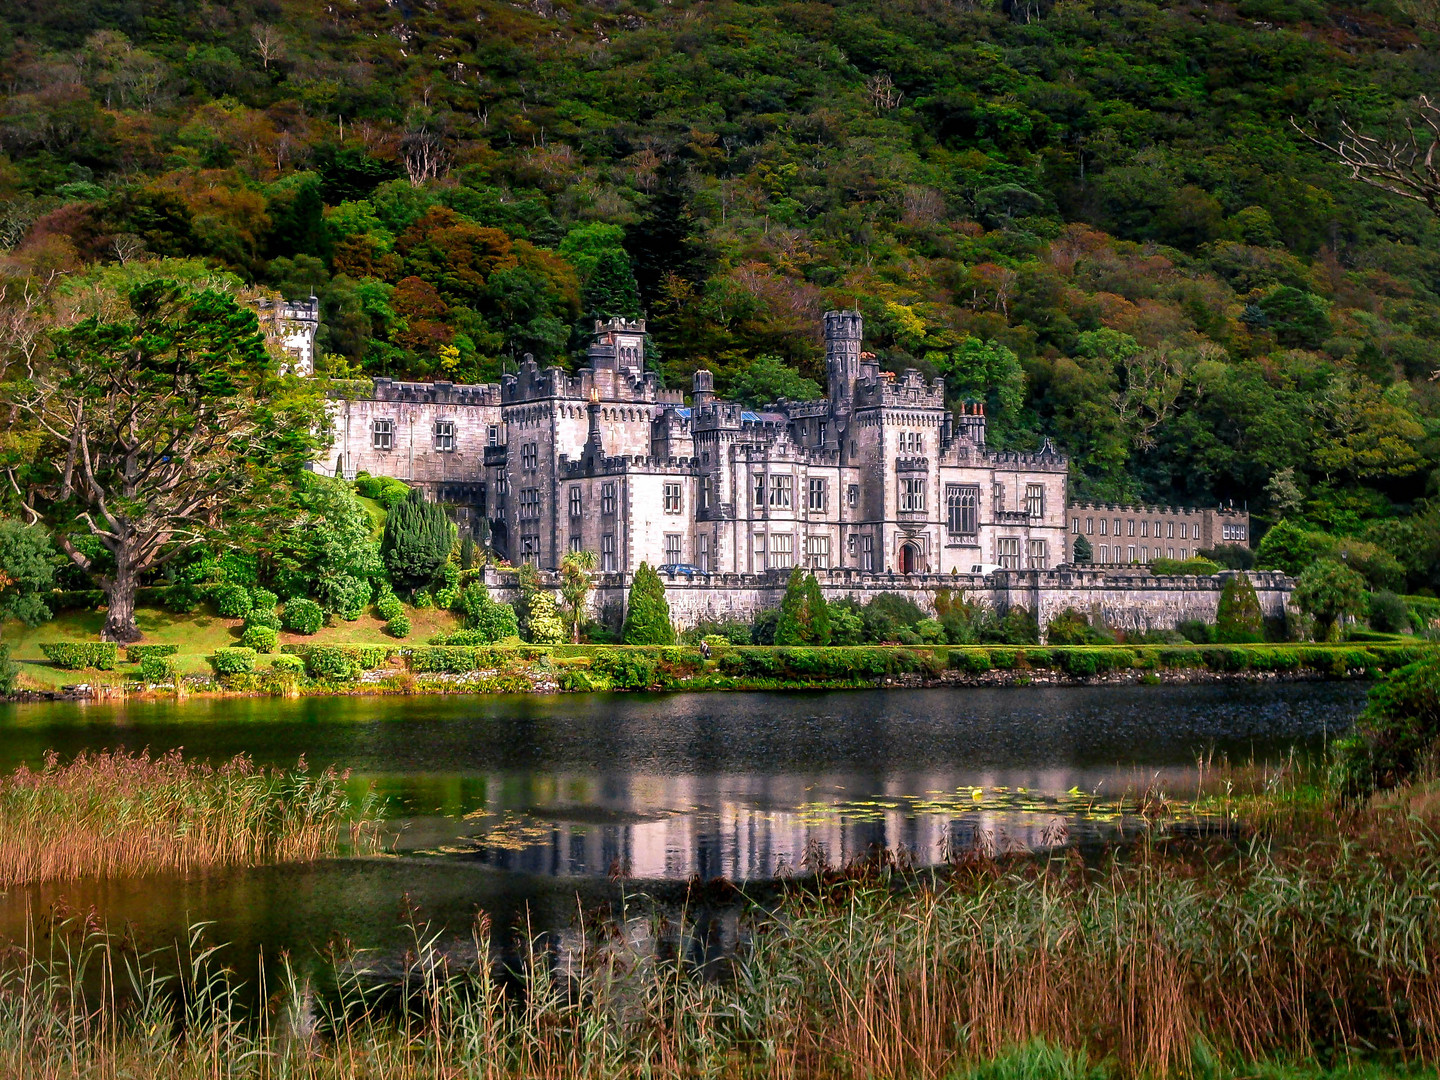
[381,488,456,594]
[775,569,831,645]
[1072,534,1093,564]
[622,562,676,644]
[584,247,641,319]
[1216,571,1264,642]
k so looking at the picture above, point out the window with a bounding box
[1167,522,1175,538]
[569,535,583,554]
[900,477,926,512]
[1099,518,1108,536]
[601,534,615,572]
[665,533,682,564]
[1154,522,1162,538]
[521,443,538,471]
[752,532,766,572]
[1027,539,1048,569]
[1127,545,1137,562]
[520,534,539,563]
[487,424,501,447]
[699,474,711,510]
[847,484,859,508]
[818,422,827,445]
[806,535,830,568]
[601,482,616,516]
[860,534,874,571]
[519,487,541,519]
[1179,547,1188,559]
[1071,517,1080,534]
[1223,523,1247,541]
[372,418,393,450]
[664,482,682,514]
[946,485,978,536]
[1179,523,1188,539]
[769,474,793,509]
[997,537,1021,569]
[1113,518,1121,536]
[772,534,793,568]
[434,420,455,452]
[1140,520,1148,538]
[1127,519,1136,537]
[1026,484,1044,519]
[1167,547,1175,559]
[697,533,711,572]
[993,482,1006,514]
[808,478,826,513]
[1141,545,1149,561]
[754,474,766,510]
[569,487,582,520]
[1099,544,1109,562]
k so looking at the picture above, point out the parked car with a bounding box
[969,563,1004,575]
[658,563,704,577]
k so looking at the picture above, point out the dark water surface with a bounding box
[0,683,1368,971]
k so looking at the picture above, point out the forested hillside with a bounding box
[2,0,1440,580]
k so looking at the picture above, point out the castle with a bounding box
[301,310,1274,631]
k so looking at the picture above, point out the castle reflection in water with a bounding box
[445,768,1160,881]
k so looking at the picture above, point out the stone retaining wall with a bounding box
[481,567,1293,638]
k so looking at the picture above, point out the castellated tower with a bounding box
[824,309,863,411]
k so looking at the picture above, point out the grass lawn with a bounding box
[3,602,461,691]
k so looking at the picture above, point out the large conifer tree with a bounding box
[622,562,676,644]
[774,568,831,645]
[381,488,455,593]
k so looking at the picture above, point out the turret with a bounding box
[824,309,863,412]
[587,316,647,374]
[692,369,715,412]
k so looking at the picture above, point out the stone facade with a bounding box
[257,295,320,376]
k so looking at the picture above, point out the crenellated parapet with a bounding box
[366,377,502,406]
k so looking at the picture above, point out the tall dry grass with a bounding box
[0,749,377,885]
[0,795,1437,1080]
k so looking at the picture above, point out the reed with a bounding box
[0,750,378,886]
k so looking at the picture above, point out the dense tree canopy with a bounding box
[2,0,1440,577]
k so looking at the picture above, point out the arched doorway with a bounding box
[898,542,920,574]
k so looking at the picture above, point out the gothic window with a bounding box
[805,535,830,568]
[697,533,711,572]
[1099,544,1109,562]
[1167,522,1175,538]
[601,534,616,572]
[769,474,793,509]
[699,474,711,510]
[860,534,874,571]
[371,418,393,451]
[519,488,541,519]
[997,537,1021,569]
[1071,517,1080,534]
[664,482,682,513]
[992,482,1005,515]
[847,484,859,508]
[1127,545,1137,562]
[569,535,582,554]
[1140,520,1148,538]
[946,485,978,537]
[808,478,826,512]
[818,422,828,445]
[521,443,538,471]
[1086,517,1094,535]
[754,474,765,511]
[1127,519,1136,537]
[601,482,616,516]
[569,487,582,519]
[1026,484,1044,519]
[900,477,925,512]
[1027,540,1048,569]
[1099,518,1108,536]
[520,534,539,563]
[434,420,455,452]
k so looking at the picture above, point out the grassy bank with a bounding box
[0,777,1435,1079]
[0,750,378,885]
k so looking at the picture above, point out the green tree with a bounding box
[524,590,567,644]
[559,549,598,643]
[584,247,640,319]
[726,355,822,407]
[381,488,455,593]
[0,519,56,632]
[1255,520,1326,578]
[458,580,518,642]
[1215,572,1264,643]
[622,562,675,645]
[1071,534,1093,564]
[270,473,382,617]
[1332,654,1440,799]
[1,279,322,641]
[1293,558,1367,640]
[774,568,831,645]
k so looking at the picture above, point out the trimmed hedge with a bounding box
[281,643,394,679]
[125,643,178,663]
[209,647,257,675]
[243,608,282,632]
[214,582,253,618]
[386,613,412,639]
[241,625,279,653]
[281,597,325,635]
[138,655,174,682]
[268,654,305,674]
[39,641,119,671]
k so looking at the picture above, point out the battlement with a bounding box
[853,368,946,410]
[367,377,502,406]
[558,453,700,478]
[500,357,683,406]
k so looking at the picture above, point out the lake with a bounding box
[0,683,1368,976]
